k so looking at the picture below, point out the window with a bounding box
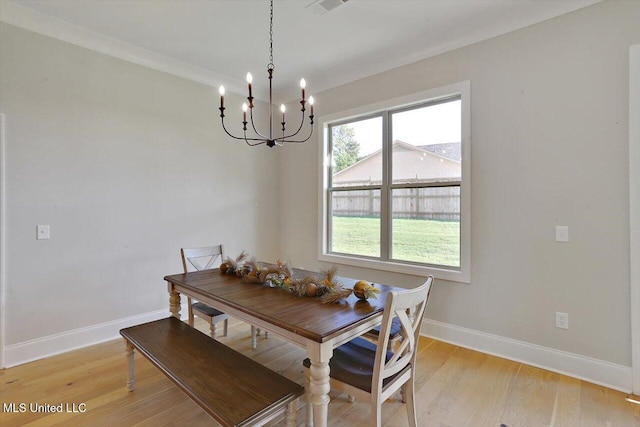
[319,82,470,282]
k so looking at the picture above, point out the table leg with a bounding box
[307,343,332,427]
[125,341,135,391]
[169,287,181,319]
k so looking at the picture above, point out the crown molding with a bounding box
[0,1,266,99]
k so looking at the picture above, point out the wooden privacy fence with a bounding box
[332,187,460,220]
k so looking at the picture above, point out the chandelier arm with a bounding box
[277,124,314,144]
[222,116,269,144]
[279,110,306,140]
[221,117,254,142]
[248,107,271,140]
[244,130,267,146]
[241,134,276,143]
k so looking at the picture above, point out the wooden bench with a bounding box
[120,317,304,427]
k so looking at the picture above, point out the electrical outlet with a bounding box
[36,225,50,240]
[555,312,569,329]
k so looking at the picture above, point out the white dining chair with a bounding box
[181,245,268,347]
[303,275,433,427]
[360,316,403,351]
[181,245,230,338]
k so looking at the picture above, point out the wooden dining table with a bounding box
[164,266,399,427]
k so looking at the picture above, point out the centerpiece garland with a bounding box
[219,251,380,303]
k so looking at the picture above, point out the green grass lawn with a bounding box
[331,216,460,267]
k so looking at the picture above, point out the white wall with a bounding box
[278,0,640,372]
[0,23,280,362]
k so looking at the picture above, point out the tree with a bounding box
[332,125,360,172]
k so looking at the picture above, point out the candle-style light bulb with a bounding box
[242,102,248,128]
[280,104,286,132]
[219,85,225,96]
[300,78,306,101]
[308,96,314,116]
[219,85,225,108]
[246,72,253,101]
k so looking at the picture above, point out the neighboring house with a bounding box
[332,141,461,219]
[419,142,461,162]
[333,140,460,186]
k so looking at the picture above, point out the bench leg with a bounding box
[285,399,298,427]
[210,321,218,339]
[251,326,257,349]
[125,341,135,391]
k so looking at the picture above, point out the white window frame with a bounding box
[318,81,471,283]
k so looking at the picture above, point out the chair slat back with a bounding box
[373,276,433,391]
[181,245,225,273]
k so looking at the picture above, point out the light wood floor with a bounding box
[1,318,638,427]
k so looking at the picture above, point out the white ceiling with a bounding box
[2,0,600,102]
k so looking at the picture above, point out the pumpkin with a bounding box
[353,280,380,300]
[305,283,318,297]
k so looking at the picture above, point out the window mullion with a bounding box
[327,125,334,254]
[390,180,462,190]
[380,110,391,261]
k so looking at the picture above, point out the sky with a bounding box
[344,100,461,157]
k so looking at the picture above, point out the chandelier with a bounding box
[218,0,315,148]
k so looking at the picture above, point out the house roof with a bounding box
[336,140,460,175]
[333,140,461,185]
[419,142,461,162]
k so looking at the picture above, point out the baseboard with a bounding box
[422,318,633,393]
[2,304,187,368]
[5,309,632,393]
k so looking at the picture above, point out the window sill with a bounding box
[318,252,470,283]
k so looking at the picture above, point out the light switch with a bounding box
[555,225,569,243]
[36,225,50,240]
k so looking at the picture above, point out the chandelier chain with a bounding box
[268,0,274,70]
